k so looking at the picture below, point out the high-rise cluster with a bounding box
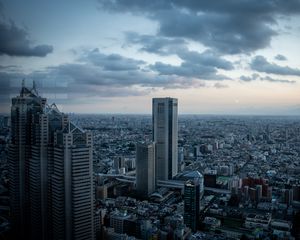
[8,82,94,240]
[136,97,178,197]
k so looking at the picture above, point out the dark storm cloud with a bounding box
[251,55,300,76]
[155,9,276,54]
[240,73,295,84]
[274,54,287,61]
[0,20,53,57]
[98,0,300,54]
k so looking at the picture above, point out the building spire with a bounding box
[22,78,25,88]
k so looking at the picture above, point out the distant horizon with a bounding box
[2,111,300,117]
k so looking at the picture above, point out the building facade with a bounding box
[52,122,94,240]
[8,83,47,239]
[152,97,178,181]
[9,83,94,240]
[136,142,155,197]
[184,180,200,232]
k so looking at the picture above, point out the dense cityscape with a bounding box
[1,1,300,240]
[0,84,299,239]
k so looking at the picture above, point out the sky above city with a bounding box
[1,0,300,114]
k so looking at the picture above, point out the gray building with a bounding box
[152,97,178,181]
[136,142,155,197]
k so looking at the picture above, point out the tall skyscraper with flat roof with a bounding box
[152,97,178,181]
[136,142,155,197]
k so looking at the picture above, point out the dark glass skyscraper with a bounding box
[136,142,155,198]
[184,179,200,232]
[8,82,47,239]
[8,82,94,240]
[152,98,178,181]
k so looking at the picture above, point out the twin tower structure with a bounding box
[8,83,94,240]
[136,98,178,197]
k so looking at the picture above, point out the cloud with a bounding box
[125,33,234,73]
[155,8,276,55]
[150,61,229,80]
[0,72,20,92]
[240,73,295,84]
[0,19,53,57]
[148,48,232,80]
[274,54,287,61]
[98,0,300,54]
[1,49,218,102]
[175,49,234,70]
[250,55,300,76]
[125,32,187,56]
[79,48,145,71]
[214,83,229,88]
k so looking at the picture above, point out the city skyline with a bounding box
[1,83,300,239]
[0,0,300,115]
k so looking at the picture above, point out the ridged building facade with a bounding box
[8,82,94,240]
[152,97,178,181]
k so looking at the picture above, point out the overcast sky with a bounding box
[1,0,300,114]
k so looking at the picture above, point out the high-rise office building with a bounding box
[52,122,94,240]
[9,82,94,240]
[114,156,125,173]
[136,142,155,197]
[8,82,47,239]
[183,180,200,232]
[152,97,178,181]
[30,103,69,240]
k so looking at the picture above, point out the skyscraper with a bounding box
[9,82,94,240]
[8,81,47,239]
[183,180,200,232]
[136,142,155,198]
[52,122,94,240]
[30,102,69,240]
[152,97,178,181]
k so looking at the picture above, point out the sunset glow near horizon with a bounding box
[1,0,300,115]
